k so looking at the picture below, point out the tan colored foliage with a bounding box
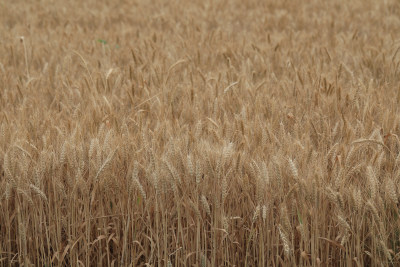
[1,0,400,266]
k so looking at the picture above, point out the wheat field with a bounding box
[1,0,400,266]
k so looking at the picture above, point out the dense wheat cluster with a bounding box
[1,0,400,266]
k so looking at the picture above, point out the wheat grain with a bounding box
[385,178,398,204]
[366,166,377,200]
[288,158,298,179]
[29,184,47,202]
[278,225,291,257]
[262,205,267,223]
[252,205,260,223]
[201,195,211,216]
[94,148,117,182]
[187,154,194,178]
[352,188,363,212]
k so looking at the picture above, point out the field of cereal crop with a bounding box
[1,0,400,266]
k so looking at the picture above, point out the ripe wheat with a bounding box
[1,0,400,266]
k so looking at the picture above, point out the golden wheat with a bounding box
[1,0,400,266]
